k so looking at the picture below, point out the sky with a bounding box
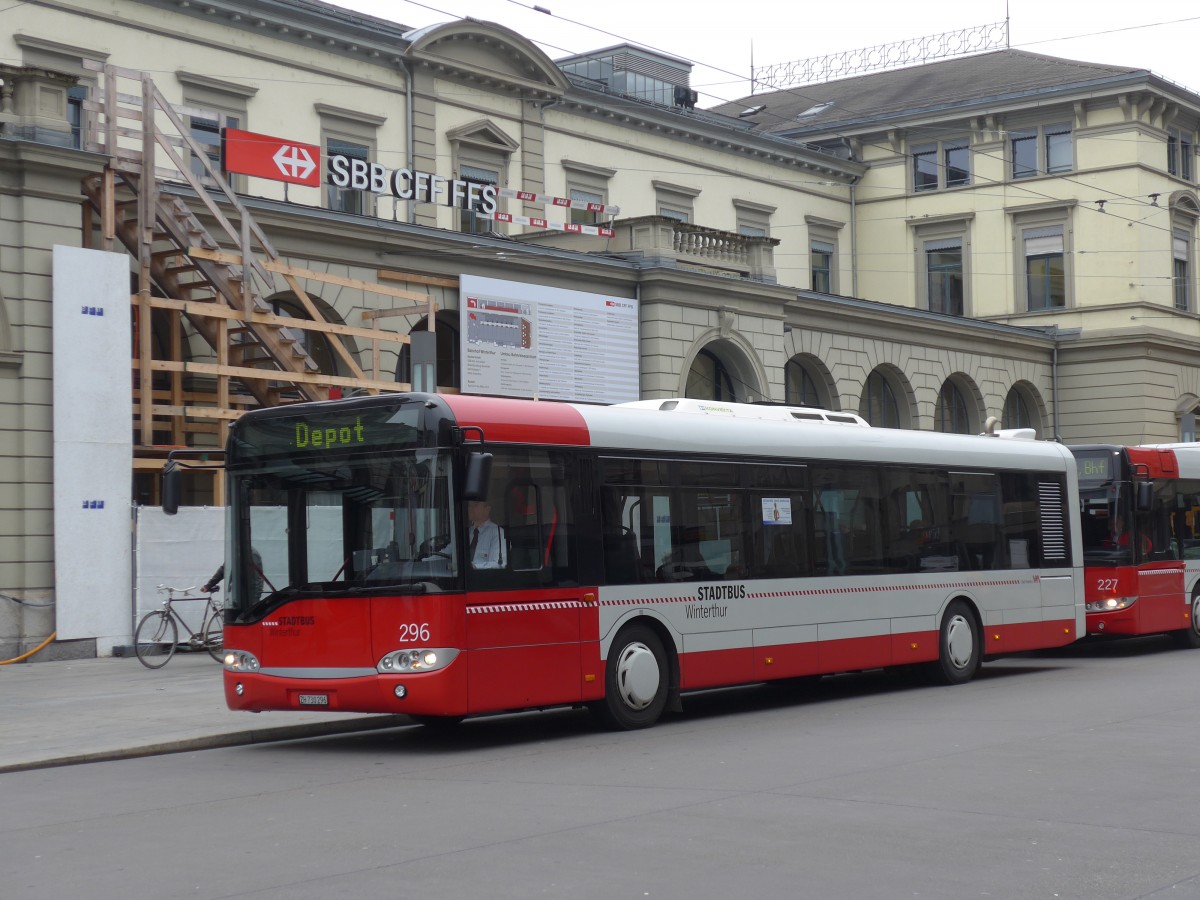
[324,0,1200,106]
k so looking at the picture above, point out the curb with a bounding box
[0,715,411,774]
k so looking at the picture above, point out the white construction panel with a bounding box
[52,246,133,647]
[134,507,225,634]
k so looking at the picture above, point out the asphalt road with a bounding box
[4,636,1199,900]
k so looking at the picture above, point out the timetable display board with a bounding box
[460,275,639,404]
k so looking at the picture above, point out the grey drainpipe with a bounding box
[400,57,415,224]
[850,178,859,297]
[1052,326,1061,442]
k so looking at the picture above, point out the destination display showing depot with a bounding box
[229,401,424,465]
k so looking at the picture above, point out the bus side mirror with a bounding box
[1136,480,1153,512]
[162,460,181,515]
[463,451,493,501]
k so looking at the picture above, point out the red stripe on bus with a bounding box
[440,395,591,445]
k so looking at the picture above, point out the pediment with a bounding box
[404,20,569,99]
[445,118,520,153]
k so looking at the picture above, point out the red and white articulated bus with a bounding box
[195,393,1084,729]
[1070,443,1200,647]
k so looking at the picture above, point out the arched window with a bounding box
[685,347,736,401]
[1180,404,1199,442]
[270,297,339,376]
[1003,387,1038,436]
[863,370,900,428]
[936,381,971,434]
[785,358,822,407]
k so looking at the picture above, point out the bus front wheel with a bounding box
[1171,590,1200,649]
[932,600,980,685]
[596,624,669,730]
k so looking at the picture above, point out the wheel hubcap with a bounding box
[616,642,660,710]
[945,614,974,670]
[1192,596,1200,636]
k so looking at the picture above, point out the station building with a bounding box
[2,0,1199,657]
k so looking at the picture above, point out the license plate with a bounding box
[298,693,329,707]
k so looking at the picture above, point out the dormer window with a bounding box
[797,101,832,119]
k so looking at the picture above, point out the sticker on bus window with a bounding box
[762,498,792,525]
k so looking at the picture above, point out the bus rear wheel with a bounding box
[932,600,980,685]
[1171,590,1200,649]
[595,624,669,730]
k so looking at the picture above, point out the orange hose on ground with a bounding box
[0,631,57,665]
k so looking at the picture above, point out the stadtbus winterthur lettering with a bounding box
[293,417,365,450]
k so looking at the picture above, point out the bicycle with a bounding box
[134,584,224,669]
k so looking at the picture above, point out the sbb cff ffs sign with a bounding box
[327,155,499,213]
[222,128,321,187]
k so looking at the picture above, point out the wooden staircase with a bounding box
[78,61,439,478]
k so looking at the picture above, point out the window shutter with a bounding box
[1024,226,1063,256]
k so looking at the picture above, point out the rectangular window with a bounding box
[944,142,970,187]
[1012,124,1072,178]
[1025,226,1066,310]
[811,240,834,293]
[190,113,238,182]
[654,181,699,223]
[1045,124,1072,173]
[1012,129,1038,179]
[734,200,773,240]
[913,144,938,192]
[458,163,499,233]
[925,239,964,316]
[910,139,969,191]
[1169,127,1194,180]
[1175,231,1190,311]
[67,84,87,150]
[325,138,369,215]
[569,188,604,226]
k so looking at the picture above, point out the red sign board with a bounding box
[222,128,321,187]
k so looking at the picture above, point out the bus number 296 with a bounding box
[399,623,431,642]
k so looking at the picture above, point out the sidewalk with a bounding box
[0,652,407,773]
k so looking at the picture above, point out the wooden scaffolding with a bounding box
[76,62,451,501]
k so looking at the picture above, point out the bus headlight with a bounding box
[377,648,458,673]
[1086,597,1135,612]
[224,649,260,672]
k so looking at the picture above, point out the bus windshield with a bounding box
[226,448,461,620]
[1078,484,1133,566]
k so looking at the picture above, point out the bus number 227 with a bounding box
[1096,578,1119,593]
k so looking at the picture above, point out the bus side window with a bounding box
[601,488,641,584]
[506,482,542,571]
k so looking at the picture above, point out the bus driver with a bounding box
[467,500,506,569]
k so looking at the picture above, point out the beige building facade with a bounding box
[0,0,1195,657]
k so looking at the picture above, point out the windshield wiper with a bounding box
[351,581,430,594]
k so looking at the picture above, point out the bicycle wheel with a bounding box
[134,610,178,669]
[202,608,224,662]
